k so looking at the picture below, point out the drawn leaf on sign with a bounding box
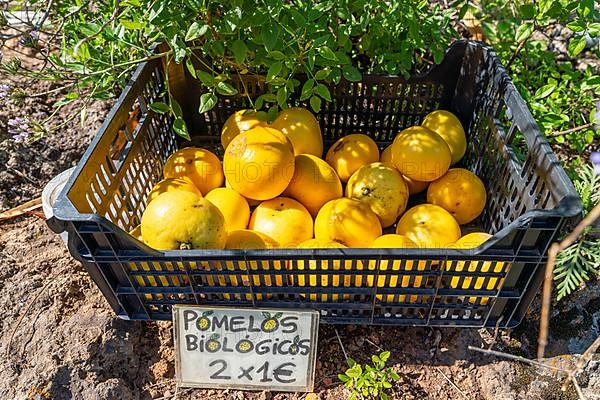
[202,310,214,316]
[262,311,271,319]
[274,312,283,319]
[210,333,220,340]
[294,335,300,344]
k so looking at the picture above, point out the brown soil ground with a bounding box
[1,44,599,400]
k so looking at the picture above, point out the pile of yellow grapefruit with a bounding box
[134,106,492,298]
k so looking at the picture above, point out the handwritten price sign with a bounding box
[173,306,319,392]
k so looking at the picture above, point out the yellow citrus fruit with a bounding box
[163,147,224,195]
[205,187,251,231]
[249,197,313,247]
[141,191,227,250]
[422,110,466,164]
[380,145,429,195]
[283,154,343,216]
[325,133,379,182]
[346,162,409,228]
[379,144,394,167]
[225,229,279,249]
[396,204,461,248]
[223,126,295,200]
[427,168,487,224]
[315,198,382,248]
[271,107,323,157]
[448,232,503,304]
[391,126,451,182]
[222,229,281,299]
[147,177,201,205]
[221,109,267,150]
[130,225,143,241]
[403,175,430,195]
[369,234,424,302]
[225,177,263,206]
[291,239,362,301]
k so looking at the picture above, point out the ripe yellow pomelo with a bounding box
[427,168,487,225]
[422,110,466,164]
[141,191,227,250]
[396,204,461,248]
[205,187,250,231]
[249,197,313,247]
[369,234,424,302]
[380,145,429,195]
[283,154,342,216]
[448,232,503,304]
[130,224,143,241]
[225,177,263,206]
[314,198,382,248]
[221,109,267,150]
[391,126,451,182]
[163,147,224,195]
[325,134,379,182]
[147,177,201,205]
[291,239,362,301]
[271,107,323,157]
[346,162,409,227]
[222,229,280,299]
[223,126,295,200]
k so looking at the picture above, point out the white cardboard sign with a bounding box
[173,305,319,392]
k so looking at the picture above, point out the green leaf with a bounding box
[338,374,350,383]
[149,102,170,114]
[269,51,286,60]
[198,92,217,113]
[277,87,288,108]
[371,354,381,364]
[515,22,534,42]
[318,46,338,61]
[216,82,238,96]
[119,19,142,30]
[389,370,400,380]
[314,69,330,80]
[568,35,587,57]
[170,97,183,117]
[534,83,557,100]
[315,84,331,101]
[380,351,390,362]
[300,79,315,101]
[566,21,586,33]
[267,106,279,122]
[231,40,247,64]
[183,0,202,12]
[519,4,535,19]
[310,95,322,113]
[267,62,283,82]
[196,70,215,86]
[262,24,278,51]
[342,65,361,81]
[185,57,196,79]
[185,22,209,42]
[347,357,356,367]
[588,23,600,36]
[173,117,190,140]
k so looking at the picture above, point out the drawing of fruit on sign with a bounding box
[236,338,254,353]
[260,312,283,332]
[289,335,301,355]
[196,311,214,331]
[206,333,221,352]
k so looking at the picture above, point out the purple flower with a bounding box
[7,116,31,143]
[0,84,10,100]
[592,152,600,176]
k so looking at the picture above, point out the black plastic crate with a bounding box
[48,40,582,327]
